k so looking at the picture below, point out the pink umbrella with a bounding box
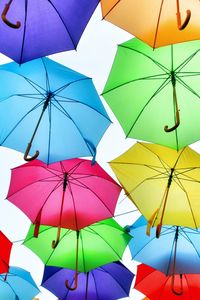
[7,159,121,247]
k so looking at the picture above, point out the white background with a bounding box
[0,5,198,300]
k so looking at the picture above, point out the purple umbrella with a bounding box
[0,0,99,63]
[41,262,134,300]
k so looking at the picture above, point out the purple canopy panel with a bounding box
[0,0,99,63]
[42,261,134,300]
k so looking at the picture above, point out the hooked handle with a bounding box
[52,227,61,249]
[164,109,180,132]
[24,142,39,162]
[171,274,183,295]
[176,9,191,30]
[1,1,21,29]
[65,272,78,290]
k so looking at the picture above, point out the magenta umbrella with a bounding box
[7,158,121,247]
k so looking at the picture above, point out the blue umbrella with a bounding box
[41,262,134,300]
[0,57,110,164]
[0,266,39,300]
[126,216,200,275]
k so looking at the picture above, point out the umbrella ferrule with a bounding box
[171,71,176,86]
[43,93,52,111]
[63,172,68,191]
[168,168,174,187]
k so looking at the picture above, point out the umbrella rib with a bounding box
[41,58,50,92]
[102,73,168,95]
[176,76,200,99]
[97,267,133,295]
[47,0,76,49]
[69,172,119,188]
[175,50,200,73]
[54,94,111,121]
[179,229,200,259]
[68,178,114,216]
[47,100,52,165]
[172,177,198,228]
[126,78,170,137]
[51,100,94,157]
[0,99,44,144]
[91,271,101,300]
[101,0,121,19]
[119,45,170,73]
[53,77,89,95]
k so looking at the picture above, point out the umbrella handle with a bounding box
[52,227,61,249]
[24,142,39,161]
[156,223,162,238]
[65,271,78,291]
[146,209,159,236]
[1,0,21,29]
[176,9,191,30]
[171,274,183,295]
[164,109,180,132]
[164,83,180,132]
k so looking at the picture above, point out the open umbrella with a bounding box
[41,262,134,300]
[135,264,200,298]
[110,142,200,236]
[0,57,110,164]
[0,266,39,299]
[102,38,200,150]
[23,218,131,290]
[0,0,99,63]
[101,0,200,48]
[0,231,12,274]
[126,216,200,276]
[7,158,121,246]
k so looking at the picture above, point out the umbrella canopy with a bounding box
[110,142,200,235]
[7,158,121,244]
[0,266,39,300]
[0,231,12,274]
[135,264,200,299]
[41,262,134,300]
[24,219,131,289]
[127,216,200,275]
[102,38,200,150]
[0,0,99,63]
[101,0,200,48]
[0,57,110,164]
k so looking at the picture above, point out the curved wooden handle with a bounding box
[171,274,183,295]
[164,110,180,132]
[177,9,191,30]
[52,227,61,249]
[24,142,39,162]
[65,272,78,291]
[1,2,21,29]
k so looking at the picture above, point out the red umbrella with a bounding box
[0,231,12,274]
[7,158,121,247]
[134,264,200,299]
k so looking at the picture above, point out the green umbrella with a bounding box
[23,218,130,290]
[102,38,200,150]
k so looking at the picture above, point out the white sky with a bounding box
[0,4,199,300]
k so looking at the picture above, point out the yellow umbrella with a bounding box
[110,142,200,237]
[101,0,200,48]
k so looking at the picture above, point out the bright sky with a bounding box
[0,4,199,300]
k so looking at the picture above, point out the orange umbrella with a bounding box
[101,0,200,48]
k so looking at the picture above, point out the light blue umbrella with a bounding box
[0,266,39,299]
[0,57,111,164]
[126,216,200,275]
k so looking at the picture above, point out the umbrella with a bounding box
[7,158,121,246]
[0,0,99,63]
[41,261,134,300]
[23,218,131,290]
[102,38,200,150]
[0,231,12,274]
[0,57,111,164]
[126,216,200,276]
[101,0,200,48]
[109,142,200,236]
[0,266,39,299]
[135,264,200,298]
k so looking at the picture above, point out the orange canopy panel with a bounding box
[101,0,200,48]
